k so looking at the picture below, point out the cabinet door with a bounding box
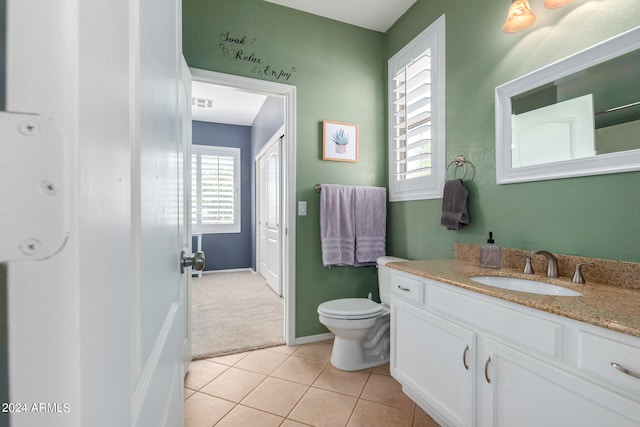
[481,339,640,427]
[392,299,476,427]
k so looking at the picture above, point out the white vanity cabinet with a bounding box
[392,298,476,426]
[390,270,640,427]
[480,338,639,426]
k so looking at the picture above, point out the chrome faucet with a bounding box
[572,262,595,284]
[532,250,558,278]
[516,254,534,274]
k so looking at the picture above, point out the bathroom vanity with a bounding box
[388,259,640,427]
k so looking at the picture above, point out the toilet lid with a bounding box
[318,298,384,319]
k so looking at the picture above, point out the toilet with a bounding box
[317,256,406,371]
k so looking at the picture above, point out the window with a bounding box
[191,145,241,233]
[388,14,446,202]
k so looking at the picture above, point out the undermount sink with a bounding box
[470,276,582,297]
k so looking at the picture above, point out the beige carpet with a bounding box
[191,271,284,360]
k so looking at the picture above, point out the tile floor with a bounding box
[184,339,440,427]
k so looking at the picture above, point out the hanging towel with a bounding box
[354,186,387,266]
[320,184,356,266]
[440,179,469,230]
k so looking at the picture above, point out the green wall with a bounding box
[183,0,640,338]
[183,0,386,337]
[386,0,640,264]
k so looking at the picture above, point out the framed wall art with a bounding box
[322,120,358,162]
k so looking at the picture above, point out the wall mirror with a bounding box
[495,26,640,184]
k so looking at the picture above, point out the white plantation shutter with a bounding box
[192,145,240,233]
[388,15,445,201]
[393,54,432,180]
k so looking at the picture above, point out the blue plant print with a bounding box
[331,128,350,146]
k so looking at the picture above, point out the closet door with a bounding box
[258,138,281,295]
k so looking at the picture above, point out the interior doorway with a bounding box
[189,68,297,351]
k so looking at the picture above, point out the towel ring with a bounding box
[446,156,467,180]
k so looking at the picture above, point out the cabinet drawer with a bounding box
[427,282,562,360]
[391,273,424,306]
[577,331,640,396]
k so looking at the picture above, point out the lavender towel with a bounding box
[320,185,356,266]
[354,186,387,266]
[440,179,469,230]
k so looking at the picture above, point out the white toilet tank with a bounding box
[377,256,407,306]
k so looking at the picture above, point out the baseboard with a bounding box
[292,333,334,346]
[201,268,254,275]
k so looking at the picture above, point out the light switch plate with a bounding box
[298,201,307,216]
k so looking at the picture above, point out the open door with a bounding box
[2,1,200,426]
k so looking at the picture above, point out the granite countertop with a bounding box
[388,259,640,339]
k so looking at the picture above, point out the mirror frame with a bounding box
[495,25,640,184]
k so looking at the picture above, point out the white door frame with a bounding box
[256,126,285,297]
[189,68,296,345]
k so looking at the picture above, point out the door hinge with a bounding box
[0,112,68,262]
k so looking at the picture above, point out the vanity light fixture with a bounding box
[544,0,574,8]
[504,0,575,33]
[503,0,537,33]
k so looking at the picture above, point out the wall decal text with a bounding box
[218,31,297,82]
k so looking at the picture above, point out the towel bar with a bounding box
[446,155,467,180]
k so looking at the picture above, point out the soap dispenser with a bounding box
[480,231,502,269]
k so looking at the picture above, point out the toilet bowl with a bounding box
[317,256,406,371]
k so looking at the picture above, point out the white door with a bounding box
[2,0,195,426]
[131,2,192,425]
[258,136,282,295]
[180,59,194,372]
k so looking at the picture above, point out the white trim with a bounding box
[388,14,446,202]
[191,144,241,234]
[200,267,254,275]
[495,25,640,184]
[293,333,335,346]
[255,125,285,160]
[189,68,297,345]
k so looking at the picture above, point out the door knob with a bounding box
[181,250,205,273]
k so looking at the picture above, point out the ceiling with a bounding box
[191,81,267,126]
[263,0,417,33]
[191,1,417,125]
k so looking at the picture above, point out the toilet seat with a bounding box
[317,298,384,320]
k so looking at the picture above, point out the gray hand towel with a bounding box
[354,186,386,266]
[441,179,469,230]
